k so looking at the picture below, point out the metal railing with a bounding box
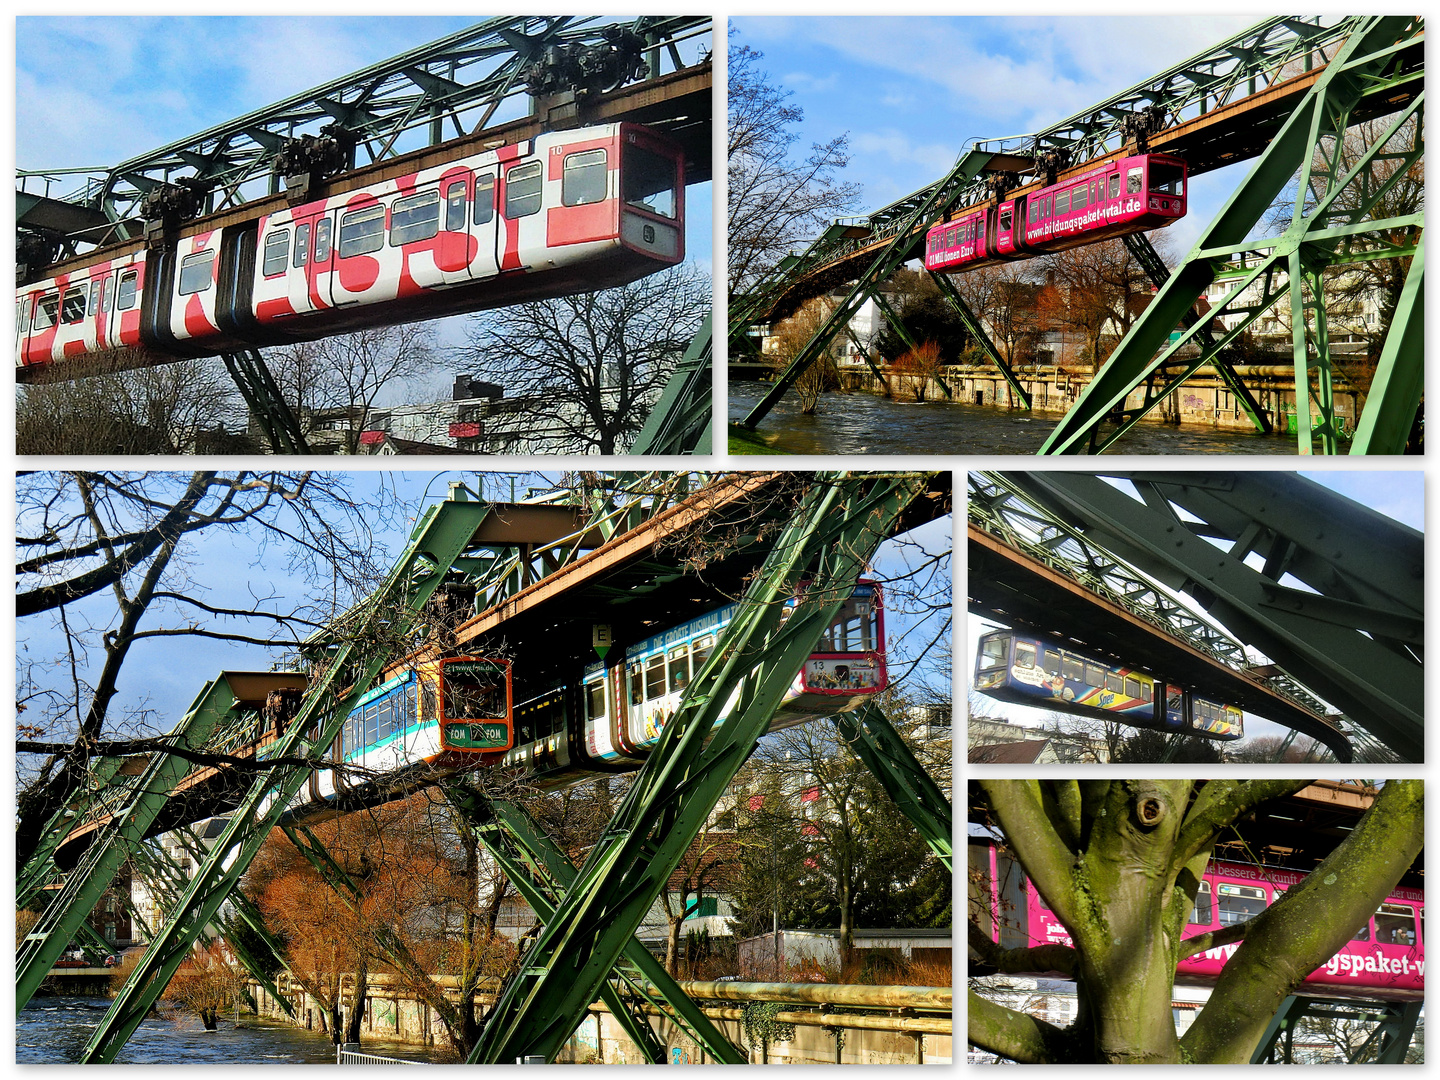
[337,1044,424,1065]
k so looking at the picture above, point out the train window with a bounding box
[262,230,290,276]
[101,276,114,313]
[87,281,100,316]
[1062,654,1083,681]
[178,251,216,296]
[628,663,644,706]
[117,271,138,311]
[1217,883,1267,926]
[421,680,436,722]
[623,144,678,219]
[563,149,608,206]
[445,183,468,232]
[1376,904,1417,946]
[999,208,1012,234]
[18,296,30,334]
[1352,917,1372,942]
[1188,880,1213,925]
[364,702,378,747]
[444,660,510,720]
[1041,649,1061,676]
[1125,676,1141,698]
[339,205,386,257]
[692,635,715,675]
[1127,167,1143,194]
[947,227,959,247]
[474,174,495,225]
[62,287,87,323]
[314,218,332,262]
[644,653,666,700]
[1084,662,1105,687]
[1167,687,1184,711]
[1072,185,1088,213]
[1014,642,1036,669]
[1109,174,1121,200]
[391,191,441,246]
[979,635,1009,669]
[1055,190,1070,215]
[1140,681,1152,702]
[586,679,607,722]
[505,161,544,219]
[293,223,310,268]
[33,294,57,330]
[668,646,690,694]
[1105,671,1123,694]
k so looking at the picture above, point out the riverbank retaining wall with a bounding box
[244,978,951,1064]
[833,363,1362,437]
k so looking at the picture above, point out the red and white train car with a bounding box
[17,122,684,374]
[925,151,1186,274]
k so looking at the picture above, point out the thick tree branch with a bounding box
[1176,918,1251,962]
[978,780,1081,934]
[968,987,1069,1065]
[970,919,1077,976]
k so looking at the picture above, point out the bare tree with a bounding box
[17,354,250,455]
[266,323,443,453]
[727,36,860,295]
[16,471,396,871]
[765,297,839,414]
[463,262,710,454]
[950,263,1044,369]
[1038,235,1164,367]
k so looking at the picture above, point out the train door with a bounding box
[286,209,333,316]
[469,170,501,280]
[168,232,224,343]
[1163,684,1185,729]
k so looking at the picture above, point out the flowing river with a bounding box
[727,384,1343,456]
[18,995,448,1064]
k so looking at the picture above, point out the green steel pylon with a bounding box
[78,489,494,1062]
[442,784,746,1064]
[467,472,932,1062]
[1040,16,1424,454]
[832,703,952,872]
[630,314,712,455]
[17,755,123,908]
[1251,995,1421,1063]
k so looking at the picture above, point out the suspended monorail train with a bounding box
[925,151,1186,275]
[17,122,684,375]
[974,627,1242,741]
[282,580,886,817]
[971,831,1424,1001]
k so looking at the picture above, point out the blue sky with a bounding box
[21,474,949,742]
[732,16,1266,259]
[16,16,713,374]
[966,469,1424,748]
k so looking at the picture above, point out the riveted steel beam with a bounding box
[468,472,932,1062]
[1003,472,1421,760]
[832,704,952,871]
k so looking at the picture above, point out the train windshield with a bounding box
[443,659,510,720]
[816,587,878,653]
[1150,159,1185,196]
[978,633,1010,671]
[624,145,678,219]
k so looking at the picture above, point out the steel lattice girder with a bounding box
[832,704,952,872]
[1003,472,1422,760]
[729,16,1362,338]
[630,314,713,456]
[1039,16,1424,455]
[79,493,494,1062]
[221,349,311,455]
[468,472,933,1062]
[442,785,746,1064]
[15,675,248,1013]
[16,755,123,909]
[19,17,710,235]
[1251,995,1422,1063]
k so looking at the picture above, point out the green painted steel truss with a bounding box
[1251,995,1421,1064]
[998,472,1422,760]
[630,314,713,456]
[467,472,933,1062]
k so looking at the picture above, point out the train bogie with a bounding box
[16,122,685,379]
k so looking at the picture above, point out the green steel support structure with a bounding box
[78,489,495,1062]
[16,676,251,1013]
[1040,17,1423,454]
[16,756,123,908]
[468,472,931,1062]
[442,785,746,1064]
[927,271,1030,408]
[870,290,952,398]
[1251,996,1421,1064]
[220,349,311,455]
[1350,232,1424,453]
[1001,472,1422,760]
[629,314,712,455]
[832,704,952,872]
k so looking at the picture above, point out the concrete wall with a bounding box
[245,979,952,1065]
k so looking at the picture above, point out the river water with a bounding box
[18,995,447,1065]
[728,384,1340,456]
